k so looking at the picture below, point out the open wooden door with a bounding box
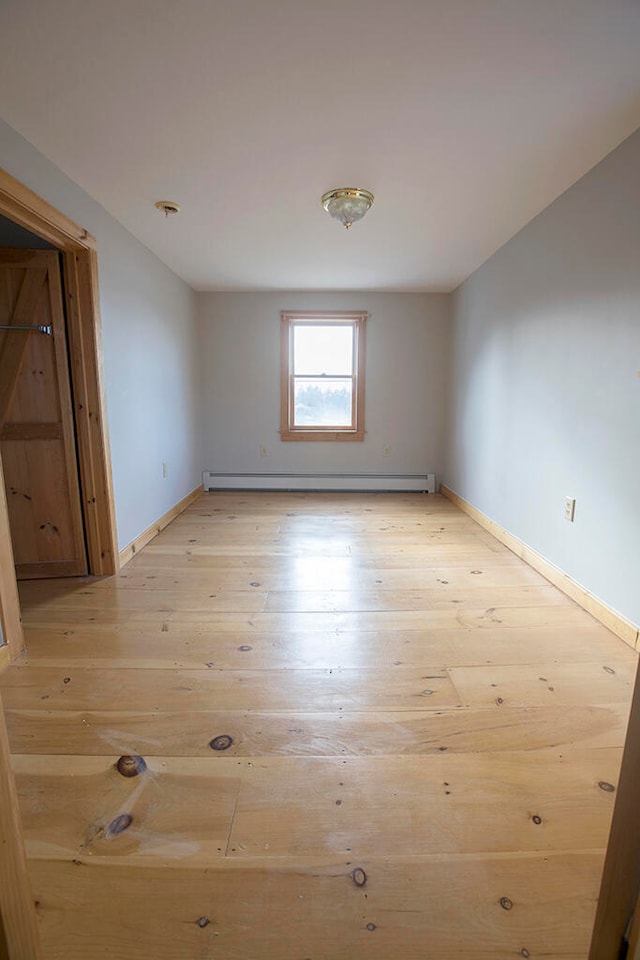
[0,249,87,579]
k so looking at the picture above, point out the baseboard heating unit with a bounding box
[203,472,436,493]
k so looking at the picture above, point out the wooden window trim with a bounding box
[279,311,366,442]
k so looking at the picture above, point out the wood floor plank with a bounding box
[27,853,603,960]
[18,603,602,630]
[3,660,633,712]
[261,584,573,613]
[128,547,526,568]
[136,537,513,559]
[450,660,635,707]
[0,665,462,712]
[107,561,550,592]
[5,703,631,757]
[18,583,573,618]
[14,755,241,864]
[20,621,631,670]
[226,751,621,859]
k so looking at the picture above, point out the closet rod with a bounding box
[0,324,52,335]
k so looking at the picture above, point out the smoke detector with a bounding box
[155,200,181,217]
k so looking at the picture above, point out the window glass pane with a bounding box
[293,378,352,426]
[293,324,353,376]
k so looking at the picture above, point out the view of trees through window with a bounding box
[293,380,351,426]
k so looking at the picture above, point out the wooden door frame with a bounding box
[0,685,42,958]
[0,168,118,662]
[0,450,23,666]
[0,434,41,953]
[589,657,640,959]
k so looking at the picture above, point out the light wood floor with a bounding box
[1,492,637,960]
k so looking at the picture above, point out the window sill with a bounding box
[280,429,365,442]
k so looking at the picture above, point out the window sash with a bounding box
[291,375,356,430]
[292,323,354,377]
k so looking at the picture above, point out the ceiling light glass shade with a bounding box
[322,188,374,229]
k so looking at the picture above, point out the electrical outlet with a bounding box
[382,445,391,457]
[162,462,168,479]
[564,497,575,522]
[259,445,268,457]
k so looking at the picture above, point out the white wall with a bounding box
[199,292,450,481]
[0,120,202,550]
[445,128,640,628]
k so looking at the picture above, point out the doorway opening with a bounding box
[0,168,118,664]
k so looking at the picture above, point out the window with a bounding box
[280,311,367,441]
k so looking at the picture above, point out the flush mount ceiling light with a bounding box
[321,187,374,229]
[155,200,181,217]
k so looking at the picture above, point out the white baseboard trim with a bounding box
[203,472,436,493]
[118,485,203,568]
[440,484,639,651]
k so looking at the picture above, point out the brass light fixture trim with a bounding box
[155,200,181,217]
[321,187,374,229]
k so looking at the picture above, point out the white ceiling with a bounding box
[1,0,640,292]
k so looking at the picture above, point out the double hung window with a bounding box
[280,311,366,441]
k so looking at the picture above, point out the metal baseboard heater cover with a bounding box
[203,472,436,493]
